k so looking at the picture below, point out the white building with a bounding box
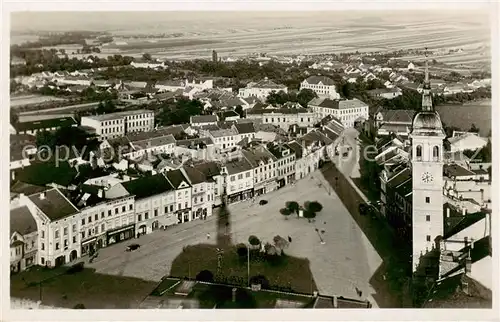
[10,203,38,273]
[290,130,333,179]
[238,78,288,99]
[246,108,315,132]
[223,158,254,204]
[242,145,278,196]
[209,128,240,154]
[300,76,340,99]
[18,188,82,267]
[448,132,489,153]
[125,133,176,160]
[81,109,154,140]
[131,60,166,69]
[190,115,219,127]
[266,142,297,188]
[181,166,215,220]
[164,169,193,223]
[367,87,403,100]
[309,97,369,128]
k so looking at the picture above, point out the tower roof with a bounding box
[411,111,445,136]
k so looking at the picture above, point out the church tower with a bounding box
[410,50,446,272]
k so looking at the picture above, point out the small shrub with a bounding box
[73,303,85,309]
[285,201,300,213]
[248,235,260,246]
[280,208,291,219]
[307,201,323,212]
[303,210,316,219]
[196,270,214,282]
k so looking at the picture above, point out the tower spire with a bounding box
[421,47,433,111]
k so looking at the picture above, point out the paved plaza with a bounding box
[86,169,382,305]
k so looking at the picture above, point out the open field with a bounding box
[10,95,68,108]
[12,12,490,67]
[436,99,492,136]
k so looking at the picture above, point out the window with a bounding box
[178,203,182,210]
[138,214,142,222]
[108,210,112,216]
[200,197,203,202]
[425,197,430,203]
[115,208,119,214]
[122,206,126,212]
[101,223,105,231]
[129,204,133,210]
[426,235,431,242]
[194,197,197,203]
[95,226,99,234]
[64,227,68,236]
[416,145,422,159]
[165,206,168,213]
[246,172,250,178]
[238,174,243,180]
[41,231,44,239]
[170,205,174,212]
[55,243,60,250]
[73,236,76,243]
[101,212,105,219]
[88,229,91,236]
[41,257,45,265]
[81,218,85,225]
[145,212,149,220]
[82,231,85,239]
[185,202,188,208]
[55,230,60,238]
[95,214,98,221]
[433,146,439,159]
[41,243,45,250]
[64,239,68,247]
[88,216,92,223]
[231,176,235,182]
[426,215,430,222]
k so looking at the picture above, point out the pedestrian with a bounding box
[288,236,292,243]
[206,233,210,239]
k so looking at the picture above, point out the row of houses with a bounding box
[10,116,347,272]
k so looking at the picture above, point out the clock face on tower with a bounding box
[421,172,434,183]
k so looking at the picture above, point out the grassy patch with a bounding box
[169,244,318,294]
[11,265,156,309]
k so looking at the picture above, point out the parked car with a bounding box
[126,244,141,252]
[259,200,268,206]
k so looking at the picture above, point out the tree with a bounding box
[248,235,260,246]
[236,243,248,258]
[297,88,317,107]
[273,235,289,255]
[279,208,291,219]
[306,201,323,213]
[142,53,152,61]
[73,303,85,309]
[469,123,480,133]
[196,270,214,282]
[303,210,316,220]
[285,201,300,215]
[36,130,56,148]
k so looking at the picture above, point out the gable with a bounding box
[178,181,189,189]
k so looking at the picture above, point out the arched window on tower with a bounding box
[433,146,439,161]
[416,145,422,161]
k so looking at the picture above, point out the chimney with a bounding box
[98,189,103,198]
[39,192,46,200]
[462,207,467,216]
[231,288,237,303]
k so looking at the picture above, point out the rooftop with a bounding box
[190,115,218,124]
[10,206,37,236]
[84,109,153,122]
[165,169,191,189]
[308,98,368,110]
[225,158,253,175]
[303,75,336,86]
[122,174,175,200]
[444,164,475,178]
[234,122,255,134]
[14,117,77,133]
[28,188,79,222]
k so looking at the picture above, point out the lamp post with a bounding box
[245,243,251,287]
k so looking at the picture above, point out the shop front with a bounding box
[81,237,97,257]
[176,210,191,224]
[228,188,254,204]
[106,224,136,246]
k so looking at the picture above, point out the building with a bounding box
[308,98,369,128]
[190,115,219,127]
[367,87,402,100]
[125,133,176,160]
[374,109,416,137]
[19,188,81,267]
[448,132,489,153]
[246,108,315,132]
[10,134,37,170]
[81,109,154,140]
[10,204,38,273]
[238,78,288,99]
[131,59,166,69]
[209,127,240,154]
[223,158,254,204]
[13,116,78,135]
[290,130,333,180]
[410,57,446,272]
[164,169,193,224]
[267,142,296,188]
[187,161,224,207]
[242,145,278,196]
[300,76,340,99]
[181,166,215,220]
[75,189,136,255]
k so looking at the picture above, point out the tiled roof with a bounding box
[309,98,368,110]
[165,169,190,189]
[367,87,401,95]
[304,75,336,86]
[387,167,411,188]
[234,122,255,134]
[248,79,286,89]
[246,108,310,115]
[85,109,153,122]
[122,174,174,199]
[444,164,475,178]
[190,115,218,124]
[10,181,48,196]
[176,137,214,147]
[28,188,79,221]
[297,130,333,147]
[225,158,253,175]
[10,206,37,235]
[190,161,221,178]
[287,141,304,159]
[443,211,487,239]
[242,146,277,167]
[378,109,416,124]
[130,134,176,150]
[210,128,238,138]
[182,166,207,185]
